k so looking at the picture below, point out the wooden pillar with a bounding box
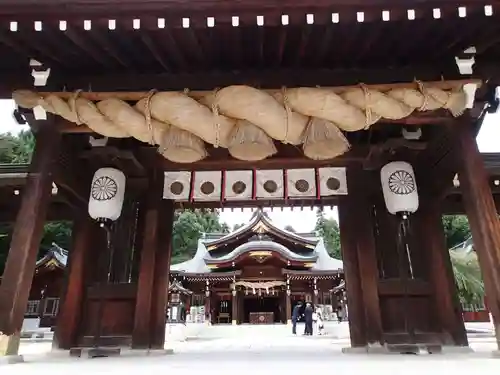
[132,173,173,350]
[232,292,238,325]
[454,118,500,349]
[338,167,383,348]
[285,292,292,324]
[416,196,468,346]
[338,195,366,347]
[150,199,174,349]
[0,130,60,357]
[204,293,211,324]
[53,214,94,350]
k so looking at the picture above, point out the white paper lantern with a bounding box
[380,161,419,215]
[88,168,126,221]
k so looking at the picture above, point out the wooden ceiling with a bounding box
[1,1,500,94]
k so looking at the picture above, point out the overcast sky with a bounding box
[1,99,498,231]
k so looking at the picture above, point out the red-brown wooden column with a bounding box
[285,292,292,324]
[53,213,94,350]
[417,195,468,347]
[338,167,383,349]
[0,130,60,357]
[132,172,174,349]
[338,195,366,347]
[150,199,174,349]
[232,291,238,325]
[454,118,500,349]
[354,168,383,345]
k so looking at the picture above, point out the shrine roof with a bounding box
[171,235,343,273]
[169,279,193,295]
[203,240,318,264]
[203,209,318,249]
[35,242,68,269]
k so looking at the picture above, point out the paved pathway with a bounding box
[6,322,500,374]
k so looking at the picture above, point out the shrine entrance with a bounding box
[2,0,500,360]
[243,295,282,324]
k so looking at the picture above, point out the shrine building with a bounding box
[170,209,344,325]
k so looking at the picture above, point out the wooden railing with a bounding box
[24,298,60,317]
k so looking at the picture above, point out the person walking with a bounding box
[291,301,302,334]
[303,302,314,335]
[337,305,344,323]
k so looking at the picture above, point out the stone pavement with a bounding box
[5,322,499,374]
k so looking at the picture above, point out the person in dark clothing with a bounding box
[179,302,187,325]
[303,303,314,335]
[291,301,303,334]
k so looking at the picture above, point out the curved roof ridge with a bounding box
[205,240,317,263]
[35,243,68,268]
[203,210,262,245]
[310,238,343,271]
[204,209,317,248]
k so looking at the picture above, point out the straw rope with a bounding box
[12,81,469,162]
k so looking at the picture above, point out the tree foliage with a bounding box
[0,131,34,164]
[442,215,471,249]
[283,225,296,233]
[450,250,485,306]
[171,209,229,264]
[314,208,341,259]
[232,223,245,231]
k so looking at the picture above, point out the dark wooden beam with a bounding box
[0,0,495,19]
[174,198,339,210]
[1,65,474,96]
[0,203,74,223]
[150,145,368,172]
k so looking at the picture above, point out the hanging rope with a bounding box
[359,83,373,129]
[211,88,221,148]
[69,89,83,125]
[415,80,430,111]
[143,89,157,145]
[281,86,291,144]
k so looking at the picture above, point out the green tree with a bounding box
[171,209,229,264]
[442,215,470,249]
[315,208,341,259]
[450,249,485,306]
[233,223,245,231]
[0,131,34,163]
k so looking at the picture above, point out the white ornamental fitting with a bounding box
[380,161,419,215]
[88,168,126,221]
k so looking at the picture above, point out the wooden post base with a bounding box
[69,347,121,358]
[69,347,174,358]
[0,333,21,357]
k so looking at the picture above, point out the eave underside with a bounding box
[1,2,500,95]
